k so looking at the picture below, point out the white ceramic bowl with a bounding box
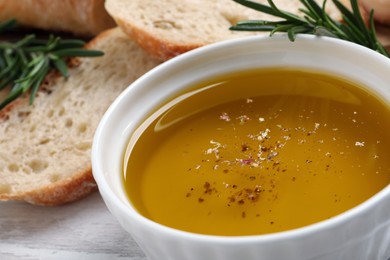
[92,35,390,260]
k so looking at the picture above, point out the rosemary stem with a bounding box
[0,19,104,110]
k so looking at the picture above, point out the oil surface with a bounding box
[124,68,390,236]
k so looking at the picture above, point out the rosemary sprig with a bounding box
[230,0,389,57]
[0,19,104,110]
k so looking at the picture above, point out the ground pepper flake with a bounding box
[241,143,250,152]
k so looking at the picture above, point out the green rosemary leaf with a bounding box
[365,10,381,51]
[51,58,69,78]
[271,24,296,36]
[230,24,276,31]
[349,0,367,32]
[231,20,281,31]
[55,39,86,49]
[368,10,389,56]
[45,36,61,51]
[300,0,323,21]
[14,35,36,49]
[29,63,49,105]
[287,25,312,41]
[26,39,86,52]
[16,49,29,66]
[338,16,367,43]
[267,0,305,22]
[52,48,104,57]
[23,45,51,53]
[0,56,17,79]
[15,57,46,84]
[332,0,356,24]
[299,10,318,25]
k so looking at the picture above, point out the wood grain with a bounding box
[0,192,146,260]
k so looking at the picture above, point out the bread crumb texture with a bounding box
[105,0,343,60]
[0,28,160,205]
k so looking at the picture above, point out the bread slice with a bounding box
[359,0,390,25]
[377,25,390,49]
[0,28,161,205]
[0,0,116,36]
[105,0,345,61]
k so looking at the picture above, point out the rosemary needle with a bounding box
[0,19,104,110]
[230,0,389,57]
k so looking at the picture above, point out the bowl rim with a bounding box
[92,33,390,243]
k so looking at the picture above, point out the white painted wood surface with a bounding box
[0,192,146,260]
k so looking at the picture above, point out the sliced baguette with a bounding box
[105,0,346,61]
[0,28,161,205]
[0,0,116,36]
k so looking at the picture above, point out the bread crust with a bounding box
[0,169,97,206]
[359,0,390,25]
[0,0,116,36]
[115,18,202,61]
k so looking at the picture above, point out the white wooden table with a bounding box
[0,191,146,260]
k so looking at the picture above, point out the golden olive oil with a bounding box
[124,68,390,236]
